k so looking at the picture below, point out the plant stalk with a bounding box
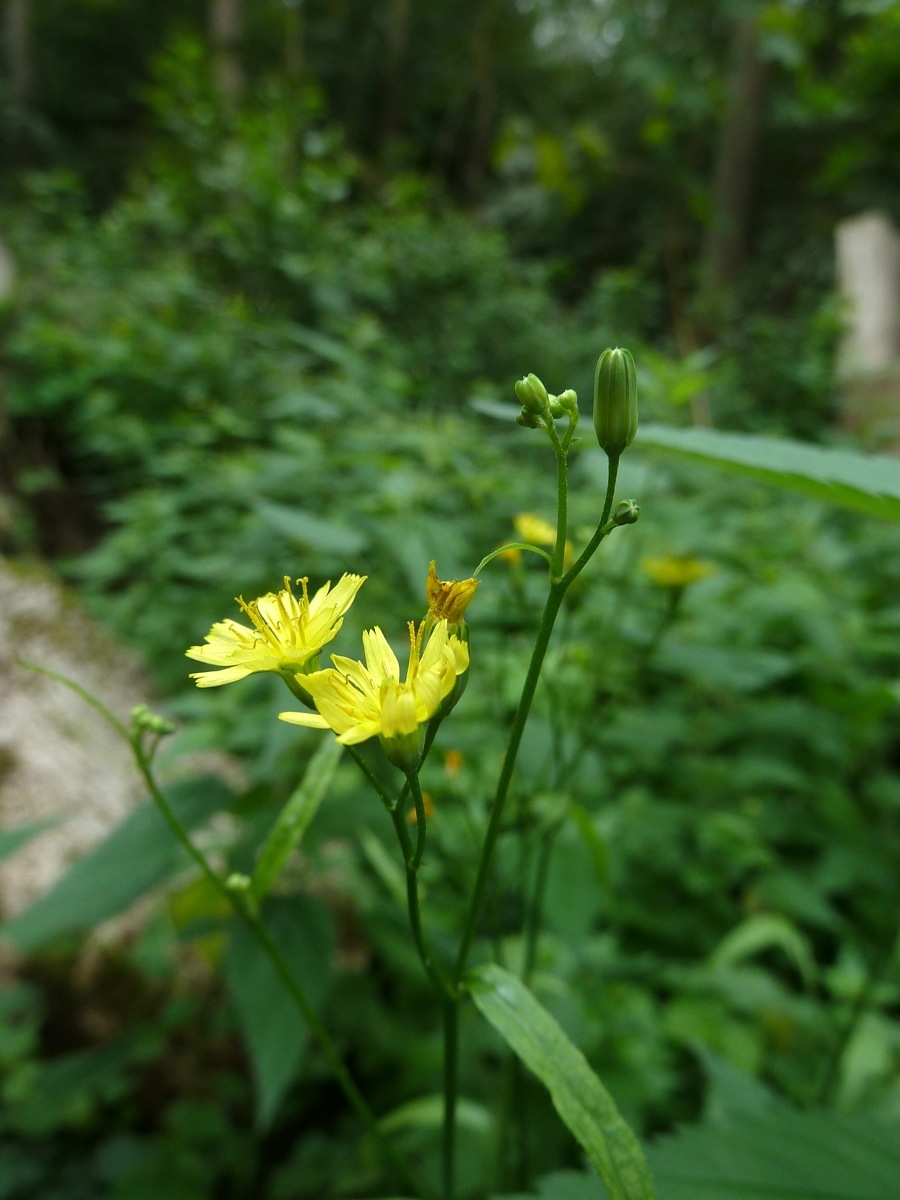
[134,748,425,1198]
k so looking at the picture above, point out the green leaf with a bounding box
[638,425,900,521]
[225,895,334,1127]
[569,804,611,891]
[467,963,656,1200]
[380,1094,494,1137]
[251,737,343,901]
[2,777,232,952]
[0,818,57,864]
[359,828,407,906]
[649,1107,900,1199]
[709,913,816,989]
[256,500,368,555]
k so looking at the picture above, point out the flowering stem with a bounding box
[442,997,459,1200]
[407,769,428,869]
[347,745,399,811]
[134,746,424,1198]
[452,579,567,979]
[547,423,569,580]
[388,801,455,1001]
[445,453,623,1194]
[561,454,620,589]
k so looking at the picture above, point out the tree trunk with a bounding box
[465,0,497,204]
[382,0,411,151]
[284,0,304,86]
[4,0,33,108]
[699,15,767,314]
[209,0,244,108]
[3,0,33,163]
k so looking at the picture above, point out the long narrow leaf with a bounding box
[638,425,900,521]
[0,817,57,864]
[467,963,656,1200]
[251,737,343,901]
[2,776,232,951]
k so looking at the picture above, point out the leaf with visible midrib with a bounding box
[226,894,334,1126]
[467,963,656,1200]
[638,425,900,521]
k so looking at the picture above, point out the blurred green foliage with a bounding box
[0,2,899,1198]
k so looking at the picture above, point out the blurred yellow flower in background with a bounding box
[513,513,556,545]
[641,556,715,589]
[513,512,573,564]
[186,574,366,687]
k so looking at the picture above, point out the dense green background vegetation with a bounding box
[0,1,898,1197]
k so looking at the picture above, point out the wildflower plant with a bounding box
[27,350,654,1200]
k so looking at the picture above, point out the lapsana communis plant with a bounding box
[33,349,652,1200]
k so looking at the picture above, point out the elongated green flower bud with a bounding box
[593,347,638,458]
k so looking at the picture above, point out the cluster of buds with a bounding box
[514,374,579,429]
[514,346,637,465]
[131,704,177,736]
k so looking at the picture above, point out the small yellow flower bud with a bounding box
[593,347,638,459]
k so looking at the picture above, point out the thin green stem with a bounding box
[523,831,556,984]
[546,423,569,580]
[561,455,620,589]
[474,542,553,576]
[454,454,621,982]
[407,770,428,869]
[453,579,567,980]
[18,658,131,742]
[134,748,424,1197]
[388,803,454,999]
[347,744,399,811]
[442,998,459,1200]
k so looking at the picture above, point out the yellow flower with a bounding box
[513,513,573,564]
[444,748,464,778]
[514,513,557,546]
[186,574,366,687]
[426,560,479,626]
[279,619,469,768]
[641,555,715,589]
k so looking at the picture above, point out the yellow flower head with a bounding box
[513,513,573,564]
[641,555,715,589]
[279,619,469,769]
[186,573,366,687]
[514,512,557,546]
[426,560,479,627]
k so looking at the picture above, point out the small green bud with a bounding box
[131,704,177,736]
[593,347,638,458]
[515,373,549,415]
[516,408,542,428]
[613,499,640,526]
[556,388,578,417]
[225,872,252,894]
[548,396,565,419]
